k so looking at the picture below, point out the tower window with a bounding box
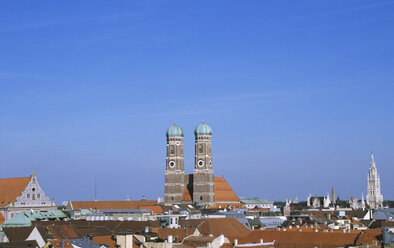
[199,144,203,154]
[170,146,175,155]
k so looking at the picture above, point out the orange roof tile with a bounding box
[0,177,30,207]
[180,177,240,204]
[182,187,192,202]
[214,177,240,203]
[197,218,251,242]
[49,239,74,248]
[137,205,163,215]
[69,200,157,210]
[237,229,381,246]
[0,212,5,224]
[152,228,195,242]
[92,236,117,248]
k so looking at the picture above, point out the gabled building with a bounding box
[0,172,56,224]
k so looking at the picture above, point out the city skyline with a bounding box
[1,1,394,203]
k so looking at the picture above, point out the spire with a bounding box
[371,153,375,167]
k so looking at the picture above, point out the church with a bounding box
[164,122,241,208]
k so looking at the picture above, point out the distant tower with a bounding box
[366,153,383,209]
[164,123,185,206]
[332,187,336,205]
[193,121,215,207]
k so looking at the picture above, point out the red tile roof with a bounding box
[0,212,5,224]
[0,177,30,207]
[214,177,240,203]
[182,188,192,202]
[137,205,163,215]
[92,236,117,248]
[49,239,74,248]
[238,229,381,247]
[181,177,240,204]
[69,200,157,210]
[152,228,196,243]
[197,218,251,242]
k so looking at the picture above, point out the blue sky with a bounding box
[0,0,393,203]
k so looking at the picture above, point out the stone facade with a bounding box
[193,132,214,206]
[164,123,215,207]
[164,130,185,205]
[366,154,383,209]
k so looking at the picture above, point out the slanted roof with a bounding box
[2,210,68,227]
[137,205,163,215]
[70,237,101,248]
[238,229,381,246]
[49,239,74,248]
[69,201,157,210]
[1,226,35,242]
[214,177,240,203]
[0,240,39,248]
[181,176,240,204]
[240,198,272,205]
[182,188,192,202]
[0,177,30,207]
[152,228,195,243]
[92,236,117,248]
[196,218,251,241]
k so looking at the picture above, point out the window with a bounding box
[200,196,203,201]
[199,144,203,154]
[37,194,40,199]
[27,194,30,198]
[170,146,175,155]
[32,194,35,200]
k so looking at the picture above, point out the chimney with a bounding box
[330,228,333,232]
[145,227,149,233]
[314,229,318,232]
[61,240,64,248]
[168,235,173,243]
[260,239,263,244]
[289,226,292,230]
[234,239,238,246]
[342,229,346,233]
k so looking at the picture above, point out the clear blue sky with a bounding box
[1,1,393,203]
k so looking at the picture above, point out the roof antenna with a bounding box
[202,120,204,124]
[94,177,98,202]
[174,121,176,125]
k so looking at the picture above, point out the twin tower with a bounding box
[164,122,214,206]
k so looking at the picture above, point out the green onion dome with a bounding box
[194,122,212,135]
[166,124,184,137]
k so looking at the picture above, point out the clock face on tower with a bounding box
[198,160,204,167]
[169,161,176,168]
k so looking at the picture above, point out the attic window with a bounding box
[32,188,35,192]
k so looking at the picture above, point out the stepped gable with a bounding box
[196,218,251,241]
[0,177,30,207]
[68,200,157,210]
